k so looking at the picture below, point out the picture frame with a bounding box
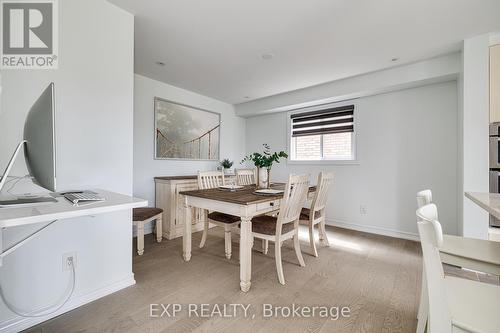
[154,97,221,160]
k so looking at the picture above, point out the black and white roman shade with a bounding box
[291,105,354,137]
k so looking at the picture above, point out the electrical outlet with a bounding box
[62,252,77,271]
[360,205,368,215]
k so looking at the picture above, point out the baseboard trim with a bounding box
[0,274,136,333]
[325,218,419,241]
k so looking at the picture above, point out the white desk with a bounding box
[0,189,147,265]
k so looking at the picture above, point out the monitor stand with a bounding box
[0,194,57,208]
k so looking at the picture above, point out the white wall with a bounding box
[460,34,490,239]
[245,81,459,239]
[235,53,460,117]
[0,0,135,331]
[133,74,246,232]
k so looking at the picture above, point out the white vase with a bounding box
[258,167,268,189]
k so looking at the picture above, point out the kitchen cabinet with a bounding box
[490,44,500,123]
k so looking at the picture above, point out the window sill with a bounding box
[287,159,360,166]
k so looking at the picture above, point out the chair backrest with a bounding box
[416,204,451,332]
[416,203,443,246]
[198,170,225,190]
[236,168,255,186]
[416,189,433,208]
[276,174,310,234]
[311,172,334,214]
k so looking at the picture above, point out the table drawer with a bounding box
[256,200,280,211]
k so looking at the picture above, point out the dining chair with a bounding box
[299,172,334,257]
[416,204,500,333]
[416,189,432,333]
[417,189,433,210]
[236,168,256,186]
[249,174,309,285]
[198,170,241,259]
[415,189,500,333]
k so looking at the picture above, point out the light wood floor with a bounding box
[25,226,426,333]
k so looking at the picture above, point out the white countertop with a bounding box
[0,189,147,228]
[465,192,500,220]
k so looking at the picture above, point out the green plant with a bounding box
[241,144,288,170]
[220,158,233,169]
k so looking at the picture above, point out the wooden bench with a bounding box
[133,207,163,255]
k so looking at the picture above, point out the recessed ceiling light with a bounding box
[155,61,166,66]
[391,57,399,62]
[261,53,274,60]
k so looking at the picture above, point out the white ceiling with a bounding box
[109,0,500,104]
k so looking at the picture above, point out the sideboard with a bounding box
[155,175,235,240]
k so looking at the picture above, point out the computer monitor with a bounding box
[0,83,57,205]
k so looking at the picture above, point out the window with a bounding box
[290,104,355,161]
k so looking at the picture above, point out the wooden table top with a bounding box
[155,174,236,181]
[180,184,316,205]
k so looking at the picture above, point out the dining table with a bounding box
[180,183,316,292]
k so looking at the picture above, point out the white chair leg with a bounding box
[275,239,285,285]
[156,216,162,243]
[309,223,318,257]
[136,222,144,256]
[294,231,306,267]
[262,239,269,255]
[319,219,330,246]
[416,269,428,333]
[224,224,232,259]
[199,219,209,248]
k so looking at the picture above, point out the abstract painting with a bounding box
[154,98,220,160]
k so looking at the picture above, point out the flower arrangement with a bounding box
[241,144,288,169]
[241,144,288,188]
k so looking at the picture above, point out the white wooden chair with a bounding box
[198,170,241,259]
[416,189,500,333]
[249,174,309,285]
[299,172,333,257]
[416,204,500,333]
[416,189,432,333]
[235,168,256,186]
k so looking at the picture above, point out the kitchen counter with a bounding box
[465,192,500,220]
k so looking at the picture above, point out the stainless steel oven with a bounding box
[489,123,500,227]
[490,123,500,169]
[490,171,500,227]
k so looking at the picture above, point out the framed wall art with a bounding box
[154,98,220,160]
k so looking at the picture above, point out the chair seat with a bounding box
[133,207,163,222]
[299,208,321,221]
[446,276,500,332]
[243,215,294,235]
[207,212,240,224]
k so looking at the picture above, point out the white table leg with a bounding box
[156,215,163,243]
[240,216,253,292]
[182,197,192,261]
[137,222,144,256]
